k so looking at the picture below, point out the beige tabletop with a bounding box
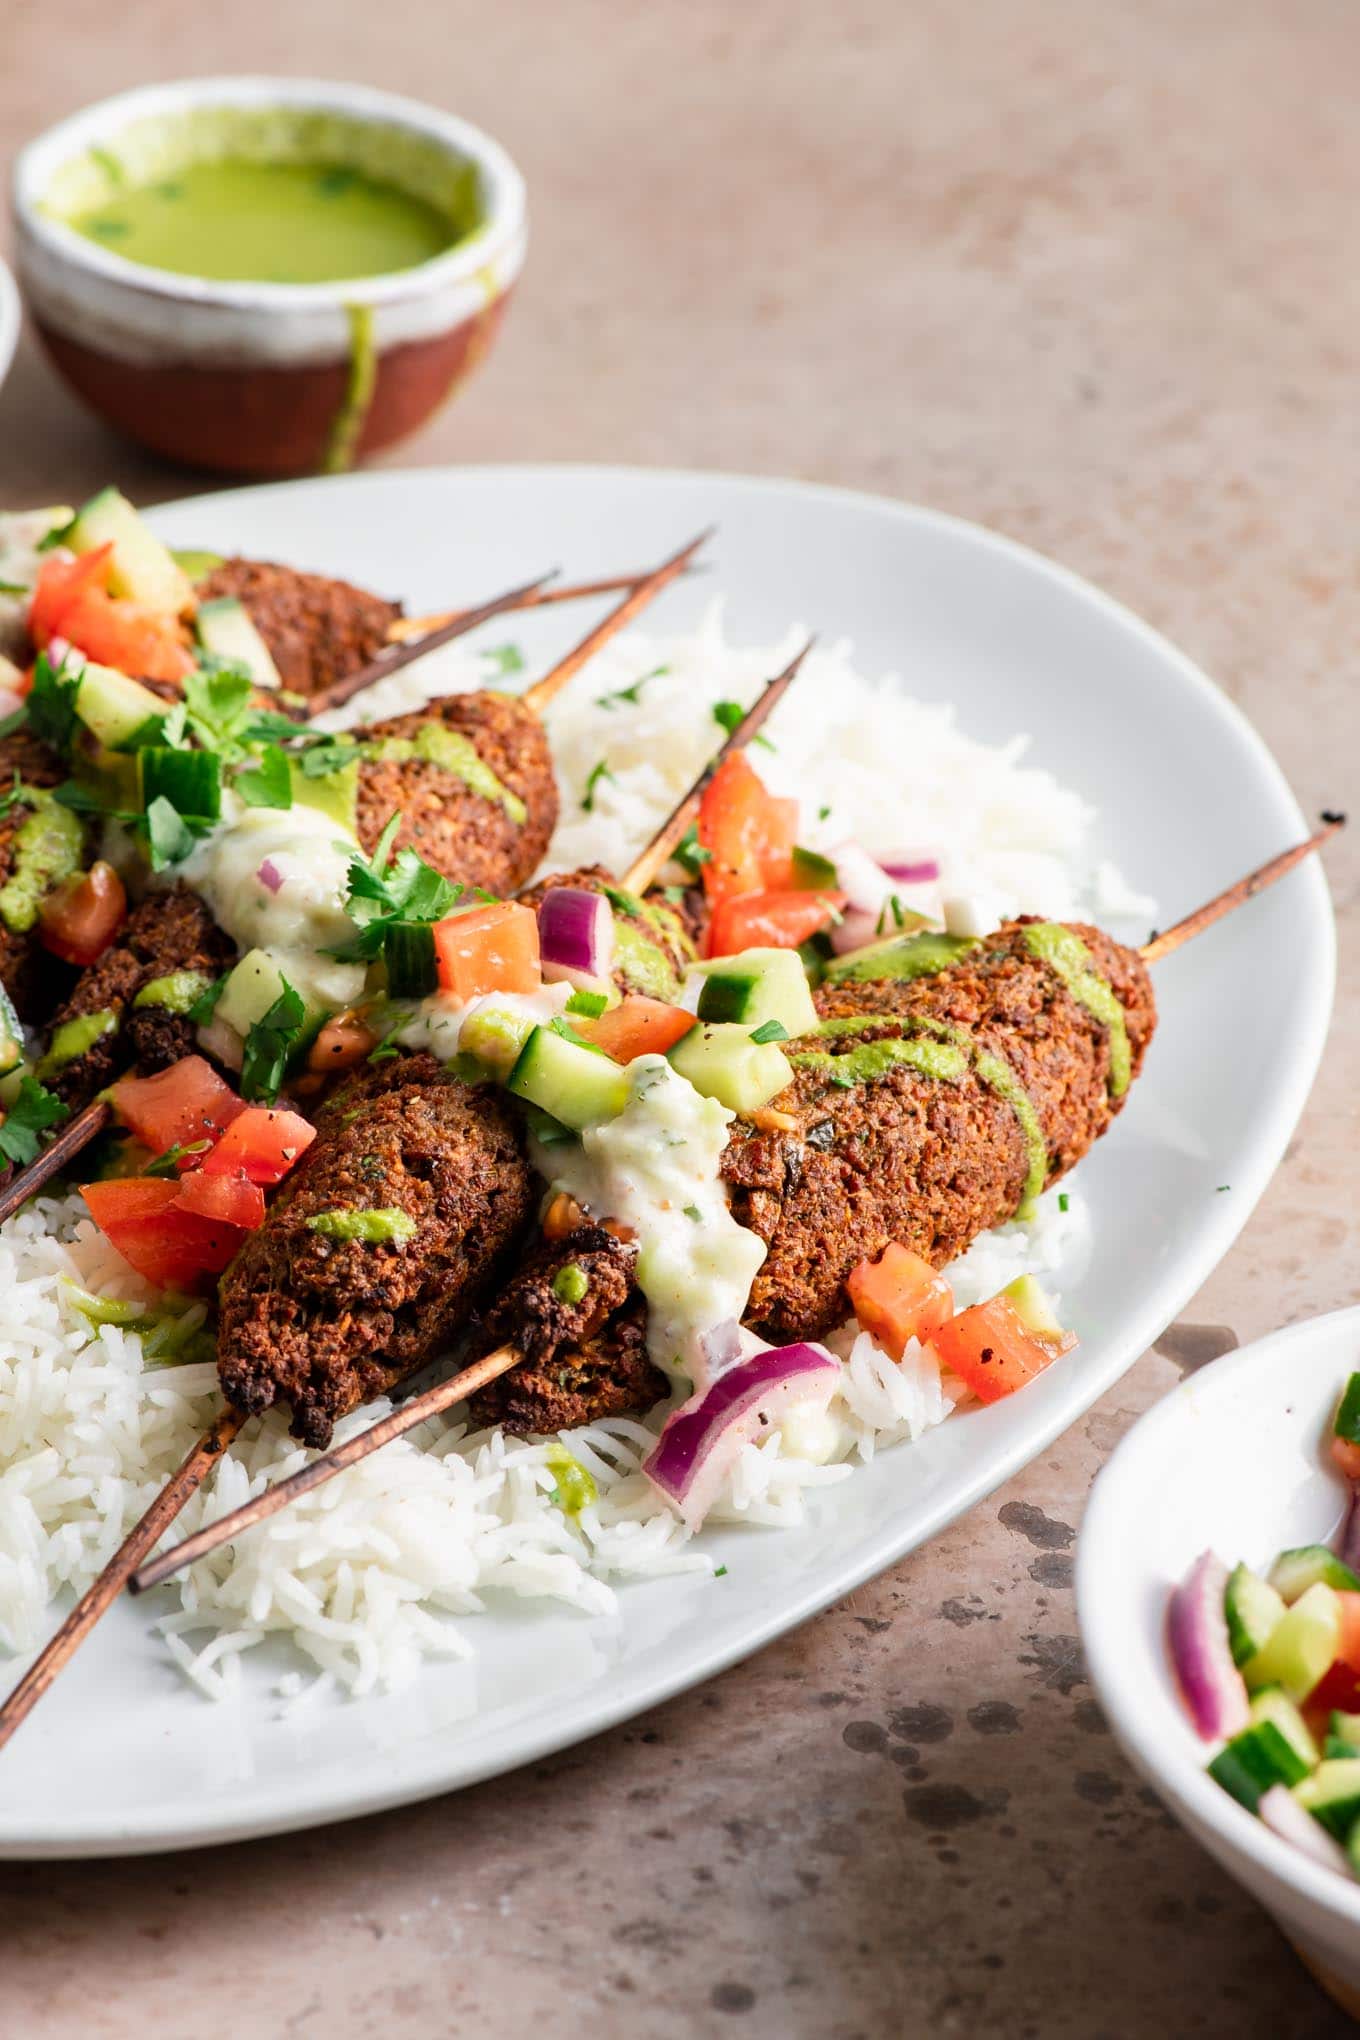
[2,3,1358,2034]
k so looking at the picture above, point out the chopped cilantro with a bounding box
[713,699,773,750]
[483,642,525,677]
[186,973,228,1027]
[1058,1192,1070,1213]
[602,883,644,917]
[0,706,28,743]
[674,824,711,878]
[27,651,83,758]
[293,734,365,779]
[240,978,307,1104]
[0,579,29,597]
[144,796,202,871]
[566,988,609,1018]
[581,759,614,813]
[182,659,256,760]
[549,1015,602,1052]
[713,1565,728,1579]
[683,1203,703,1222]
[596,664,667,709]
[329,811,462,964]
[818,804,832,822]
[0,1077,69,1166]
[875,895,907,936]
[234,744,293,810]
[749,1019,789,1044]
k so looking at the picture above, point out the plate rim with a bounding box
[0,462,1336,1856]
[0,257,20,394]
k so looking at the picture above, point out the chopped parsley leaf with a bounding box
[596,664,668,710]
[143,1138,213,1178]
[749,1019,789,1044]
[26,651,83,758]
[1058,1192,1070,1213]
[187,973,229,1027]
[328,811,462,963]
[581,759,614,813]
[0,1077,69,1167]
[483,642,525,677]
[234,744,293,810]
[240,978,307,1104]
[602,883,644,917]
[712,699,773,750]
[673,824,712,877]
[818,804,832,822]
[566,988,609,1018]
[683,1203,703,1222]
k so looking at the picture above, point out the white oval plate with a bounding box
[0,466,1335,1857]
[0,258,20,396]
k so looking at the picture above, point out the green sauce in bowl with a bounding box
[66,158,458,284]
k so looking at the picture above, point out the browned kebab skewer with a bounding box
[0,608,798,1753]
[126,814,1346,1593]
[0,531,712,1226]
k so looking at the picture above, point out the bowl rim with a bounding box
[10,75,527,312]
[1076,1305,1360,1931]
[0,257,19,390]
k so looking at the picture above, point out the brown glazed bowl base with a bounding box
[35,294,508,477]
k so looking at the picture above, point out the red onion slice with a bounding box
[537,887,616,994]
[257,858,284,895]
[643,1341,840,1530]
[880,855,941,885]
[1259,1786,1354,1876]
[1167,1549,1251,1741]
[829,840,894,916]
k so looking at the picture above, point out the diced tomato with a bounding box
[1333,1437,1360,1481]
[1304,1595,1360,1715]
[706,887,845,958]
[37,860,127,966]
[576,995,696,1063]
[697,753,799,902]
[931,1294,1075,1404]
[847,1243,954,1360]
[173,1170,266,1230]
[29,543,193,685]
[200,1106,316,1186]
[110,1056,246,1160]
[80,1176,246,1292]
[434,900,541,1001]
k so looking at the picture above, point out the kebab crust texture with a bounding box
[0,727,87,1023]
[42,886,236,1109]
[724,919,1156,1341]
[518,864,696,998]
[217,1052,536,1447]
[198,558,403,697]
[468,1225,667,1434]
[355,691,558,896]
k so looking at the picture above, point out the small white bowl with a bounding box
[0,257,19,396]
[11,77,527,474]
[1077,1308,1360,2015]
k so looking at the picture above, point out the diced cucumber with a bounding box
[460,1005,537,1079]
[1269,1545,1360,1603]
[1335,1372,1360,1446]
[822,929,975,987]
[507,1024,629,1132]
[790,846,839,890]
[1224,1565,1288,1669]
[0,979,24,1078]
[1000,1274,1065,1342]
[1248,1688,1320,1770]
[172,548,225,585]
[215,950,291,1038]
[695,947,817,1036]
[1331,1710,1360,1754]
[73,661,169,751]
[196,596,282,691]
[1209,1719,1313,1812]
[66,487,192,615]
[1242,1582,1343,1702]
[667,1021,793,1114]
[1293,1757,1360,1839]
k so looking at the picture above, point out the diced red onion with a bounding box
[1338,1482,1360,1576]
[830,906,889,956]
[829,840,894,916]
[537,887,616,995]
[45,636,85,675]
[1259,1786,1354,1876]
[700,1318,743,1380]
[879,854,941,885]
[257,858,284,895]
[643,1341,840,1530]
[1167,1549,1251,1741]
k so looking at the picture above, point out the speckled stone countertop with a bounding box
[2,3,1357,2033]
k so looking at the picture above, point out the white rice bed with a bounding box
[0,620,1145,1702]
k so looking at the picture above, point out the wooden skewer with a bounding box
[625,637,815,894]
[1140,813,1345,962]
[304,568,558,717]
[130,1348,519,1594]
[0,1096,111,1230]
[0,1408,245,1753]
[385,566,704,645]
[125,655,811,1597]
[520,528,712,717]
[127,800,1346,1596]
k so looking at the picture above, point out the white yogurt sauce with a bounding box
[531,1055,767,1387]
[397,982,572,1062]
[179,796,367,1014]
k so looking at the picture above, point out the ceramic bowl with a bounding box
[11,77,527,475]
[1077,1308,1360,2017]
[0,257,19,397]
